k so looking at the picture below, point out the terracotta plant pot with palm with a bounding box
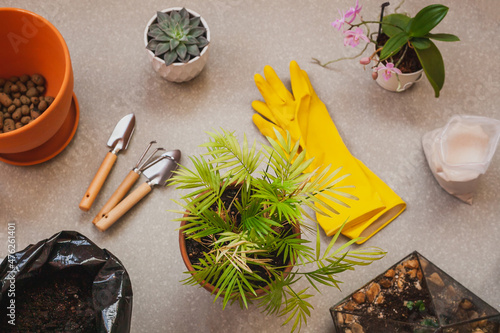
[170,129,386,332]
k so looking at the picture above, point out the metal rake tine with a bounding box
[139,149,167,171]
[134,141,157,169]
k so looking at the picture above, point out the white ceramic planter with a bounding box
[144,8,210,83]
[374,65,423,92]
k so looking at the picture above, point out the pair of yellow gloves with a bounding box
[252,61,406,244]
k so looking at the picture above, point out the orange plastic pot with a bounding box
[0,8,79,166]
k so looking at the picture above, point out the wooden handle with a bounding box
[94,182,152,232]
[92,170,140,224]
[79,152,117,211]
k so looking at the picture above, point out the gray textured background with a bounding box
[0,0,499,332]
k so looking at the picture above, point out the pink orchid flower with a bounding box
[374,62,402,81]
[332,9,347,32]
[343,27,370,48]
[332,10,347,31]
[345,0,362,24]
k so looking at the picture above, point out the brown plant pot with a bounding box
[179,219,300,297]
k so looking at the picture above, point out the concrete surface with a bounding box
[0,0,499,332]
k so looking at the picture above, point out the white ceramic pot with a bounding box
[144,8,210,83]
[374,65,423,92]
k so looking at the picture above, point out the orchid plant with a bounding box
[314,1,459,97]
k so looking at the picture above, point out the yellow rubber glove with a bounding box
[252,61,406,244]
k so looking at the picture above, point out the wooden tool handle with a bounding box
[79,152,117,211]
[92,170,140,224]
[94,182,152,232]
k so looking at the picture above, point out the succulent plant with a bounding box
[146,8,209,66]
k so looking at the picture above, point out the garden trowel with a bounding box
[79,113,135,211]
[92,141,165,224]
[94,149,181,232]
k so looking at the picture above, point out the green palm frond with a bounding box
[203,129,261,186]
[258,272,314,333]
[274,234,314,265]
[280,287,314,333]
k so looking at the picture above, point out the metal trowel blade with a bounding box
[142,150,181,186]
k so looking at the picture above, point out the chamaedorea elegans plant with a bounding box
[170,129,385,332]
[315,1,459,97]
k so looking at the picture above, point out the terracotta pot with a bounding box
[144,7,210,83]
[0,8,78,166]
[179,219,299,296]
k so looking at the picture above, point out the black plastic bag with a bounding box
[0,231,133,332]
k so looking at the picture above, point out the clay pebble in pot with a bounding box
[0,8,79,166]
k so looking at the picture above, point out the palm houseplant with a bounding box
[314,1,459,97]
[144,7,210,82]
[170,129,385,332]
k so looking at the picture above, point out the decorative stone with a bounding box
[428,272,444,287]
[366,283,380,303]
[351,323,364,333]
[379,278,392,289]
[404,259,419,269]
[460,299,473,310]
[384,269,395,278]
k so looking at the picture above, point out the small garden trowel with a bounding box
[79,113,135,211]
[92,141,164,224]
[94,149,181,232]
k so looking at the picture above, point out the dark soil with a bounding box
[361,274,436,323]
[377,33,423,73]
[334,254,439,332]
[0,267,97,332]
[185,186,293,288]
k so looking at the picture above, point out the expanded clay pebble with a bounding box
[3,119,15,132]
[38,100,48,112]
[21,116,31,125]
[0,93,12,107]
[20,95,30,105]
[0,74,54,134]
[3,81,12,94]
[21,105,30,116]
[17,82,27,93]
[12,108,22,121]
[26,87,39,98]
[31,74,45,86]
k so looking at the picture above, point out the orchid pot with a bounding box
[374,66,424,92]
[316,2,459,97]
[144,7,210,83]
[372,42,424,93]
